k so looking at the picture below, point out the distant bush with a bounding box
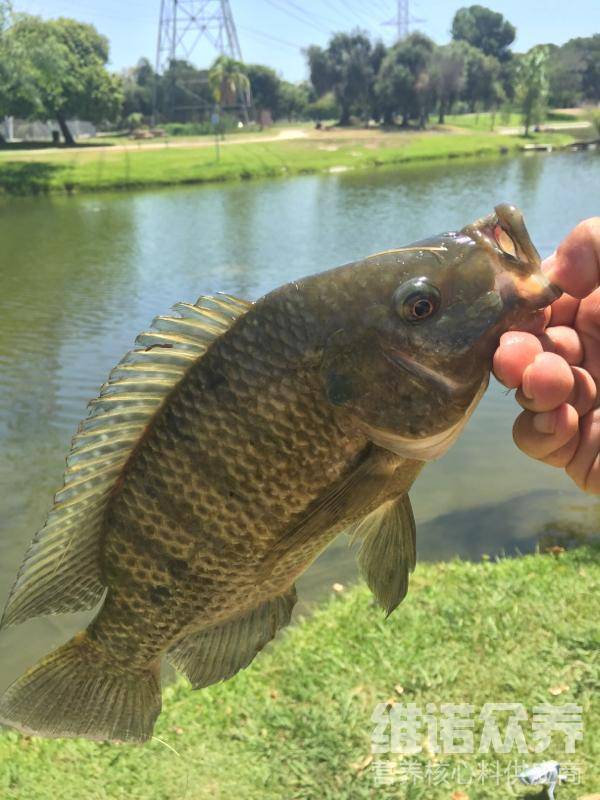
[126,112,144,130]
[306,91,340,122]
[163,117,239,136]
[588,109,600,136]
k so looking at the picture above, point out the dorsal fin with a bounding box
[1,294,251,628]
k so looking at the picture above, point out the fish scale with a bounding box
[87,302,369,669]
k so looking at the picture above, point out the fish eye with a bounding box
[494,224,518,259]
[393,278,441,323]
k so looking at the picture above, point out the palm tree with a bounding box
[208,55,250,119]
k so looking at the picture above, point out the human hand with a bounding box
[493,218,600,492]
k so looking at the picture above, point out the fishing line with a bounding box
[151,735,191,797]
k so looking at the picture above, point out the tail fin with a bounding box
[0,633,161,743]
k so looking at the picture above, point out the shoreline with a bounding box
[0,127,579,197]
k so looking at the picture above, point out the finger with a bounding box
[516,353,574,412]
[493,332,543,388]
[513,403,579,460]
[517,361,597,415]
[544,218,600,299]
[576,289,600,386]
[568,367,597,416]
[546,291,580,327]
[542,431,580,468]
[566,408,600,493]
[538,325,584,364]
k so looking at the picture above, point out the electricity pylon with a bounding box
[153,1,250,122]
[383,0,425,41]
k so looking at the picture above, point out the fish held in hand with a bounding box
[0,203,558,743]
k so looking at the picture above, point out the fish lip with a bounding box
[528,281,562,309]
[497,274,562,315]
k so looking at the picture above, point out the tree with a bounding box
[431,42,468,123]
[461,43,504,112]
[577,35,600,102]
[0,14,122,144]
[278,81,309,120]
[375,52,412,125]
[307,31,378,125]
[159,59,212,122]
[451,5,515,61]
[547,35,600,105]
[368,40,388,121]
[121,58,156,122]
[208,55,250,111]
[246,63,281,119]
[546,43,584,107]
[306,44,333,97]
[374,32,435,127]
[516,46,549,136]
[0,7,65,123]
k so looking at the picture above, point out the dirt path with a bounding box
[0,127,311,159]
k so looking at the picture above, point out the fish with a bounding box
[0,203,559,744]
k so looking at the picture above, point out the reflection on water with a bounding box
[0,150,599,686]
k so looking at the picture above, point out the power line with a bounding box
[44,0,156,24]
[320,0,375,31]
[239,24,302,52]
[262,0,332,36]
[367,0,393,17]
[278,0,341,29]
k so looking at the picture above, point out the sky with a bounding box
[13,0,599,81]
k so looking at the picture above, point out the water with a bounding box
[0,150,598,688]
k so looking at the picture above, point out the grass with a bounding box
[442,111,525,131]
[441,110,588,132]
[0,545,597,799]
[0,126,577,196]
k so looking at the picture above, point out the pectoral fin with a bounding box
[349,494,416,616]
[166,588,296,689]
[263,446,400,569]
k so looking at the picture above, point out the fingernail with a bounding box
[522,371,534,399]
[533,411,557,434]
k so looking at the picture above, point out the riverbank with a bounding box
[0,545,597,799]
[0,126,578,196]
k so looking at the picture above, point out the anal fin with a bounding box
[167,588,297,689]
[349,494,416,616]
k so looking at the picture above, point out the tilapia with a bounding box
[0,203,559,743]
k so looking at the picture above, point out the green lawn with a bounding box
[441,110,585,132]
[0,128,576,195]
[0,545,597,799]
[442,112,525,131]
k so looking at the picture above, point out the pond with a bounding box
[0,149,598,688]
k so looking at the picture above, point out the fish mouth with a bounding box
[496,271,562,323]
[466,203,562,313]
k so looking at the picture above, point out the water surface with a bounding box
[0,150,598,687]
